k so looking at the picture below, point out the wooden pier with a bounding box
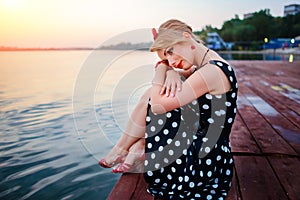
[108,61,300,200]
[227,60,300,200]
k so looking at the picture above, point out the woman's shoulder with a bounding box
[196,60,233,95]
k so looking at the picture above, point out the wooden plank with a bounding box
[230,112,261,154]
[230,61,300,80]
[234,155,288,200]
[256,61,300,115]
[247,79,300,155]
[250,77,300,129]
[233,60,300,155]
[237,88,296,155]
[254,61,300,82]
[268,156,300,200]
[107,173,153,200]
[275,77,300,93]
[260,75,300,116]
[271,125,300,156]
[230,61,300,115]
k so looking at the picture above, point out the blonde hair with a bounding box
[150,19,202,52]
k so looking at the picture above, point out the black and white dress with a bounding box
[144,60,238,200]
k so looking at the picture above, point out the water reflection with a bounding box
[0,50,124,199]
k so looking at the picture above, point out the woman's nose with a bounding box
[167,57,176,67]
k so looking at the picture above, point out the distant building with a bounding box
[206,32,233,50]
[243,13,254,19]
[243,9,270,19]
[284,4,300,16]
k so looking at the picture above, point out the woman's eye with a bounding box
[166,47,174,56]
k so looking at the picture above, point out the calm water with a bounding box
[0,50,298,199]
[0,50,156,200]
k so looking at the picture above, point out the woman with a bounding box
[101,19,238,199]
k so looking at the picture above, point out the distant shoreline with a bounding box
[219,47,300,55]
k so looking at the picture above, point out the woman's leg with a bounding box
[99,88,151,168]
[114,87,149,150]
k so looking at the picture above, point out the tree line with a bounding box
[195,9,300,50]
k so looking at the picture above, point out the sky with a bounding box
[0,0,298,47]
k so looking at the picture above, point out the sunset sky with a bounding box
[0,0,297,47]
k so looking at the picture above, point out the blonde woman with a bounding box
[101,19,238,199]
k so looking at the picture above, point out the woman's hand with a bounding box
[160,69,182,97]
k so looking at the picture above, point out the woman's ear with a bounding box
[183,32,192,39]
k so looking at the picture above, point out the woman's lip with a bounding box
[176,60,183,68]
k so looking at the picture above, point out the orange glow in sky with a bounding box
[0,0,296,48]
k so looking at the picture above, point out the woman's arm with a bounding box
[150,63,231,114]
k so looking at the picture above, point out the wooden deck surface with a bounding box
[227,60,300,200]
[108,61,300,200]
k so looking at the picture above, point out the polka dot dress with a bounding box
[144,60,238,199]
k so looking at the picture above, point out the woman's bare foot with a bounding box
[112,139,145,173]
[99,145,128,168]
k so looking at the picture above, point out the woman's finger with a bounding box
[170,82,176,97]
[160,84,166,95]
[176,80,182,91]
[165,84,170,97]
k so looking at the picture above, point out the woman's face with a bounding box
[157,42,193,70]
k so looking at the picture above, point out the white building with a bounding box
[244,13,254,19]
[243,9,270,19]
[284,4,300,16]
[206,32,232,50]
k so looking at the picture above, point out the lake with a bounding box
[0,50,298,199]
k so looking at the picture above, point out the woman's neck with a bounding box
[194,44,210,68]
